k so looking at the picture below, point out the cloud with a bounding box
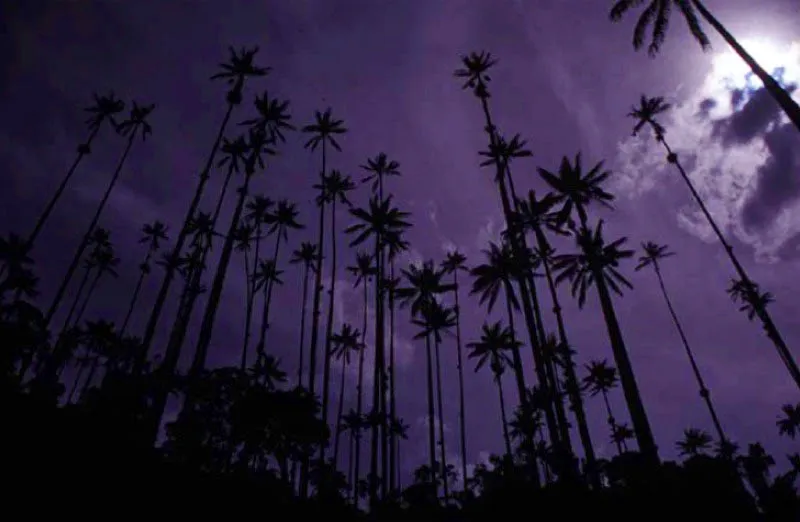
[613,40,800,262]
[475,216,503,251]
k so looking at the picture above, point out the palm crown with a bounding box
[609,0,710,57]
[84,92,125,132]
[241,92,294,143]
[467,321,517,377]
[267,199,304,241]
[210,46,269,87]
[629,94,671,138]
[360,153,401,193]
[315,169,356,207]
[290,242,319,273]
[440,250,468,275]
[582,359,619,396]
[634,241,674,271]
[454,50,497,99]
[395,261,455,318]
[140,221,169,252]
[301,108,347,152]
[470,241,522,314]
[116,101,156,141]
[538,154,615,225]
[345,195,411,249]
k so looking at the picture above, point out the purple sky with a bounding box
[2,0,799,479]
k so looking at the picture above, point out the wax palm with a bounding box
[726,279,774,321]
[582,359,626,455]
[467,321,518,458]
[629,95,800,390]
[24,93,125,254]
[330,323,364,469]
[61,238,106,337]
[537,153,614,227]
[120,221,168,335]
[440,249,470,490]
[676,428,713,457]
[137,45,266,376]
[611,423,635,453]
[360,152,400,195]
[290,242,318,384]
[241,91,295,143]
[317,171,357,457]
[302,108,347,152]
[73,246,120,326]
[610,0,800,133]
[231,221,257,368]
[0,233,35,300]
[413,300,457,499]
[252,259,284,356]
[776,403,800,439]
[45,102,155,327]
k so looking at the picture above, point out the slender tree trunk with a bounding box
[321,200,339,462]
[652,261,728,443]
[659,137,800,390]
[295,263,311,383]
[25,125,102,253]
[240,246,253,370]
[496,375,513,459]
[190,174,255,381]
[369,238,386,506]
[602,391,623,455]
[72,270,103,327]
[388,260,398,493]
[503,282,527,401]
[424,331,438,497]
[79,356,100,399]
[352,280,368,502]
[120,251,151,336]
[45,131,137,327]
[243,224,263,369]
[256,232,283,357]
[691,0,800,134]
[67,361,87,403]
[332,355,348,467]
[377,181,389,499]
[136,98,237,374]
[60,264,94,337]
[452,272,469,491]
[434,335,449,499]
[536,226,598,486]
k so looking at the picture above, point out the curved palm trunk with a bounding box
[601,390,623,455]
[332,355,348,467]
[135,99,237,374]
[256,233,283,358]
[45,132,137,327]
[476,96,563,460]
[120,250,152,336]
[536,227,598,485]
[26,125,103,253]
[659,138,800,390]
[423,331,439,497]
[651,261,728,443]
[189,172,255,383]
[295,263,311,383]
[321,199,340,460]
[452,272,469,491]
[433,334,449,499]
[691,0,800,134]
[496,373,513,459]
[388,261,398,492]
[352,281,368,502]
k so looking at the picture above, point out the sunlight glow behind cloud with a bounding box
[613,39,800,262]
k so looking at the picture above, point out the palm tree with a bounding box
[396,260,453,493]
[60,230,110,336]
[413,300,457,500]
[582,359,625,455]
[45,101,154,327]
[346,250,374,498]
[24,93,125,255]
[776,403,799,439]
[256,199,303,358]
[232,221,256,367]
[317,170,356,461]
[120,221,168,335]
[456,52,565,463]
[610,423,635,453]
[73,245,119,326]
[243,195,274,367]
[629,95,800,391]
[289,242,318,383]
[676,428,713,458]
[136,46,267,374]
[347,194,412,502]
[513,189,599,484]
[252,259,284,357]
[467,321,518,459]
[440,249,470,491]
[636,241,728,444]
[302,108,347,405]
[190,123,282,387]
[330,323,364,469]
[609,0,800,134]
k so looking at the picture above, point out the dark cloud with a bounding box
[696,97,717,119]
[740,121,800,231]
[712,85,793,146]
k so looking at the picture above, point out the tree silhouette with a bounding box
[676,428,713,457]
[609,0,800,134]
[120,221,168,335]
[329,323,363,470]
[289,242,318,383]
[583,359,625,455]
[776,403,800,439]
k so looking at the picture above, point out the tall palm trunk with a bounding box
[190,172,255,383]
[136,97,238,374]
[307,142,328,395]
[535,227,598,485]
[601,390,624,455]
[388,261,398,492]
[25,125,103,253]
[433,334,449,499]
[79,356,101,399]
[369,239,388,504]
[477,96,563,458]
[242,222,263,369]
[332,355,348,467]
[452,271,469,491]
[650,260,727,443]
[352,280,368,502]
[73,268,104,326]
[690,0,800,134]
[68,360,89,403]
[120,250,152,335]
[60,263,94,337]
[256,232,283,357]
[295,261,311,383]
[503,281,527,401]
[423,331,439,496]
[240,246,253,369]
[659,137,800,390]
[45,132,136,326]
[321,198,340,459]
[496,373,513,459]
[576,205,658,462]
